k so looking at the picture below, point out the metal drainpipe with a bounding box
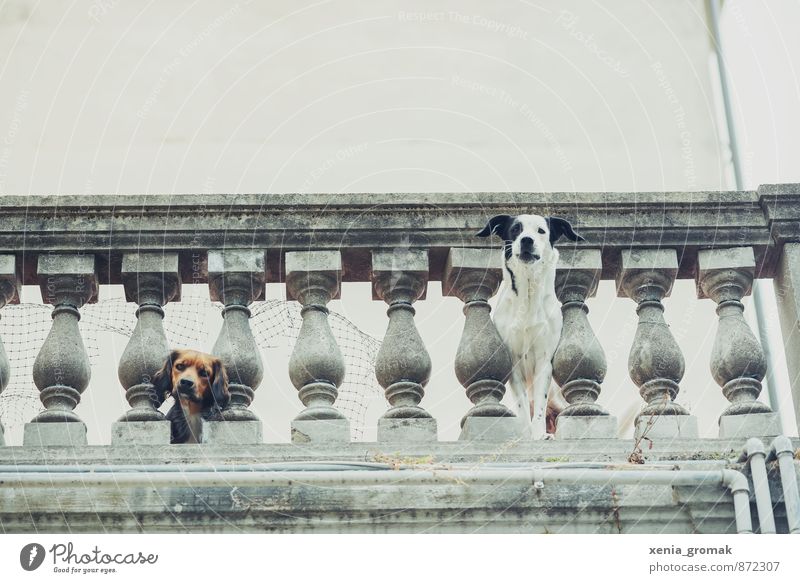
[0,466,754,533]
[769,436,800,533]
[708,0,784,429]
[738,438,776,533]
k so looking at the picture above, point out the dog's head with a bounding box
[476,214,584,267]
[153,349,229,418]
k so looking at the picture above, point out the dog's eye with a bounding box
[198,369,209,378]
[175,363,186,371]
[538,228,546,234]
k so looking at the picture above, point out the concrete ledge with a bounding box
[556,415,618,439]
[634,415,699,440]
[2,437,794,464]
[377,418,437,443]
[203,420,263,445]
[459,416,526,442]
[719,413,781,439]
[291,418,350,444]
[23,422,87,447]
[111,421,171,446]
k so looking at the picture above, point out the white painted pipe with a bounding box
[770,436,800,533]
[739,438,776,533]
[0,466,753,533]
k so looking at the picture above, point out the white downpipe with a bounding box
[0,465,753,533]
[769,436,800,533]
[739,438,776,533]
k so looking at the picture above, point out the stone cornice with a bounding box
[0,187,796,284]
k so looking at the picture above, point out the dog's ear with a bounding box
[152,349,179,404]
[477,214,514,240]
[546,216,585,245]
[208,358,230,413]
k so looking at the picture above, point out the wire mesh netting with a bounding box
[0,297,383,441]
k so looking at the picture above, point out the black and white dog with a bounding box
[477,214,584,439]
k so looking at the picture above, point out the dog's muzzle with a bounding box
[519,237,541,263]
[518,251,541,263]
[176,378,202,402]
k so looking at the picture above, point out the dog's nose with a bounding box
[520,236,533,248]
[179,378,194,390]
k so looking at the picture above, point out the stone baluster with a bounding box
[0,255,20,447]
[617,249,698,439]
[286,251,349,443]
[24,254,98,446]
[552,249,616,438]
[112,253,180,445]
[207,249,265,444]
[696,247,779,438]
[774,242,800,435]
[443,248,518,441]
[372,249,436,442]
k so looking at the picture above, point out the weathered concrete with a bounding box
[0,439,796,533]
[372,249,433,420]
[23,422,88,447]
[0,253,19,446]
[291,418,350,444]
[0,466,757,534]
[774,242,800,435]
[28,254,98,433]
[110,420,171,445]
[719,413,781,439]
[0,189,796,284]
[553,249,608,417]
[443,249,514,422]
[203,420,263,445]
[286,251,347,427]
[634,415,699,440]
[2,437,793,466]
[118,252,180,423]
[208,249,265,424]
[459,416,525,442]
[618,249,695,432]
[697,247,772,418]
[377,417,438,442]
[556,415,618,439]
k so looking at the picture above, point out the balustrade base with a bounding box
[556,415,618,439]
[459,416,525,442]
[719,412,781,439]
[111,420,170,446]
[204,420,263,445]
[378,417,437,443]
[23,422,87,447]
[634,415,698,441]
[291,418,350,444]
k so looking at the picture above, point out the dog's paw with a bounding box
[543,433,556,441]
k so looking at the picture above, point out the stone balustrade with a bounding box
[0,185,799,447]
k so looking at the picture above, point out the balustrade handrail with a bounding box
[0,184,797,284]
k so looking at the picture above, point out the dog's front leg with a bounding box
[531,360,554,440]
[508,364,533,438]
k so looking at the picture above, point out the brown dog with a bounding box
[152,349,230,444]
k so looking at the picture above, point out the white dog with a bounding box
[477,214,584,439]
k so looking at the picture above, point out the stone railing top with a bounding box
[0,184,798,284]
